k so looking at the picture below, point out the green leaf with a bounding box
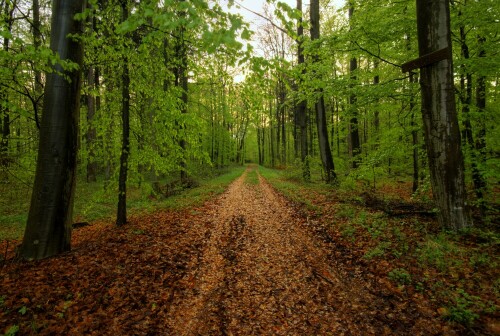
[241,28,251,40]
[5,325,19,336]
[18,306,27,315]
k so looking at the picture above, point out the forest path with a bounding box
[165,166,407,335]
[1,166,445,335]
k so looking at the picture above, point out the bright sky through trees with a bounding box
[223,0,346,52]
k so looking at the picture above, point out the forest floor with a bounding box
[0,166,498,335]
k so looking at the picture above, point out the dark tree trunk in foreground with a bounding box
[116,0,130,226]
[19,0,85,259]
[416,0,471,230]
[310,0,336,183]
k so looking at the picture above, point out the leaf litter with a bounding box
[1,168,461,335]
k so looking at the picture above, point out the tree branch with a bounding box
[354,41,402,68]
[234,1,293,40]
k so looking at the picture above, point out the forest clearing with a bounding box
[1,0,499,334]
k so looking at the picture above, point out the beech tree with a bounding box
[309,0,336,183]
[415,0,472,230]
[296,0,309,180]
[116,0,130,226]
[19,0,86,259]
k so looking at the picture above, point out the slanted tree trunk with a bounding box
[416,0,471,230]
[310,0,336,183]
[19,0,85,259]
[116,0,130,226]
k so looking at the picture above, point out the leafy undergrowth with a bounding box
[259,166,500,335]
[0,166,245,241]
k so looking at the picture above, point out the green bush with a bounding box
[388,268,412,285]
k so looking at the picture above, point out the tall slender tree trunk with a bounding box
[175,1,188,181]
[280,86,286,165]
[458,21,485,206]
[348,3,360,168]
[406,34,419,193]
[416,0,471,230]
[410,73,419,193]
[0,0,15,171]
[310,0,336,182]
[86,65,98,182]
[20,0,85,259]
[296,0,309,180]
[373,68,380,134]
[116,0,130,226]
[33,0,42,128]
[473,36,487,206]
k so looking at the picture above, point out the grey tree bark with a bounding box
[310,0,336,183]
[416,0,472,230]
[19,0,86,259]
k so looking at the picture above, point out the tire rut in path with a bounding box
[165,168,426,335]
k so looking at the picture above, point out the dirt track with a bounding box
[164,167,441,335]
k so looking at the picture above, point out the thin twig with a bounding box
[354,41,402,68]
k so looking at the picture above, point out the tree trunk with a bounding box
[19,0,85,259]
[0,0,15,171]
[373,62,380,134]
[296,0,309,180]
[348,3,361,168]
[310,0,336,183]
[33,0,43,126]
[458,22,486,206]
[86,66,98,182]
[416,0,471,230]
[116,0,130,226]
[474,36,487,205]
[175,1,188,181]
[410,97,419,193]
